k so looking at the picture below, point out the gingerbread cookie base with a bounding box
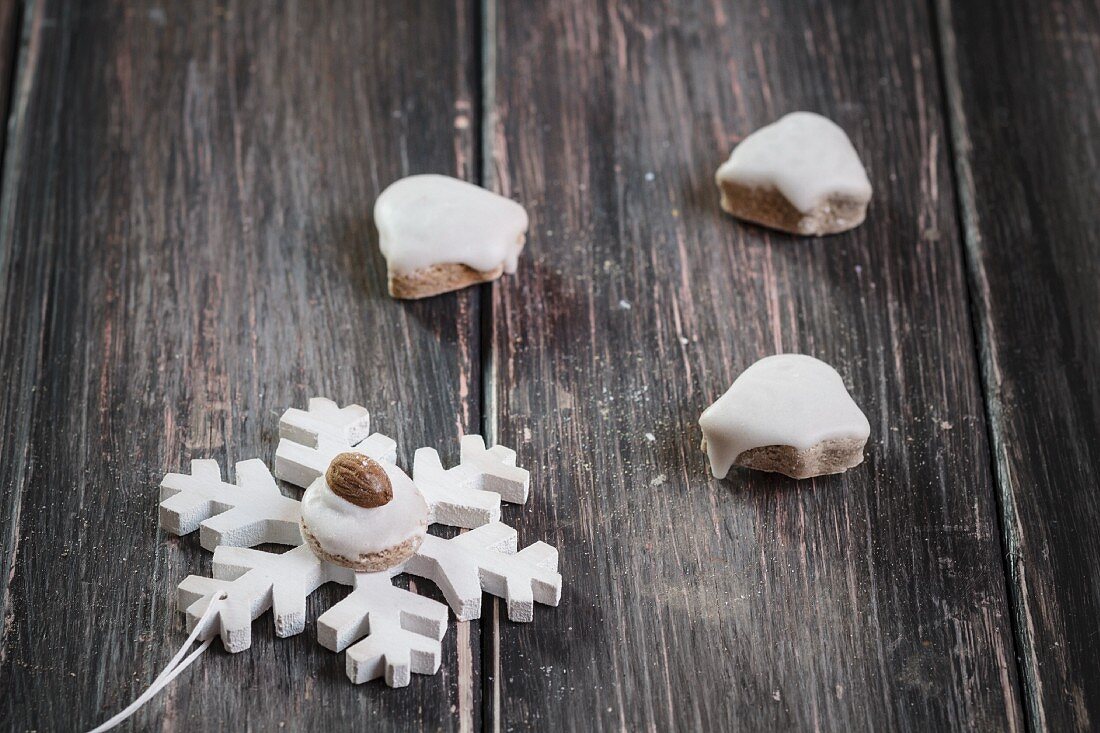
[718,180,868,237]
[728,437,866,480]
[300,521,423,573]
[388,262,505,300]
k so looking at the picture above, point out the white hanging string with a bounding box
[87,591,228,733]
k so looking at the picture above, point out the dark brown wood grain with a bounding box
[484,0,1023,729]
[0,1,483,730]
[4,0,1099,730]
[0,0,27,726]
[937,0,1100,729]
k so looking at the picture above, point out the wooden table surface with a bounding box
[1,0,1098,730]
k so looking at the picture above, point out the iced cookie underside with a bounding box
[374,174,528,274]
[716,112,872,213]
[699,354,870,478]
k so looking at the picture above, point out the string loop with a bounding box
[87,591,228,733]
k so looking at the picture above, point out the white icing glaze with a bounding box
[374,174,529,275]
[715,112,872,213]
[300,460,428,559]
[699,354,870,478]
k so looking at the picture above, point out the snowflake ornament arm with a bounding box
[159,397,562,688]
[160,458,301,549]
[177,544,327,651]
[274,398,398,488]
[409,523,561,622]
[317,572,450,686]
[412,435,529,528]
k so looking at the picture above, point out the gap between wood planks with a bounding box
[476,1,503,731]
[927,0,1036,729]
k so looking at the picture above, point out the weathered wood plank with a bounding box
[0,0,30,719]
[0,1,481,730]
[937,0,1100,729]
[485,0,1022,729]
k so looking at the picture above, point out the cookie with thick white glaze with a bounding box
[699,354,870,480]
[299,452,428,572]
[374,174,529,299]
[715,112,872,236]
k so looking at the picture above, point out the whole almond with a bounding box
[325,452,393,508]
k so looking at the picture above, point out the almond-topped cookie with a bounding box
[715,112,872,236]
[299,452,428,572]
[374,174,529,299]
[699,354,870,480]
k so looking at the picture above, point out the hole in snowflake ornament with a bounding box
[159,397,562,688]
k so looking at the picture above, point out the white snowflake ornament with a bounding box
[160,398,562,687]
